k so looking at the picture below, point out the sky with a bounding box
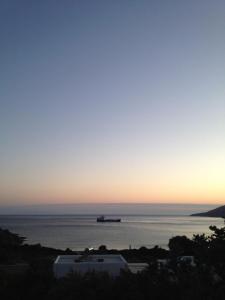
[0,0,225,206]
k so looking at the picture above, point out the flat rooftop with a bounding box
[55,255,126,264]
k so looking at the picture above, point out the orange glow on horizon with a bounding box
[1,150,224,206]
[1,182,224,206]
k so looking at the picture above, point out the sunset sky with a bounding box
[1,0,225,206]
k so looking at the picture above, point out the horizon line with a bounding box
[0,202,223,207]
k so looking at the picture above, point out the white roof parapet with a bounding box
[53,255,128,278]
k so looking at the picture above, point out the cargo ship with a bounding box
[97,215,121,223]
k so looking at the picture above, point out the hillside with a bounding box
[191,205,225,217]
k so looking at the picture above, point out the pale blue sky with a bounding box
[1,0,225,204]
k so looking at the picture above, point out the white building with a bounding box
[127,263,148,274]
[53,254,129,278]
[157,256,196,269]
[157,259,169,269]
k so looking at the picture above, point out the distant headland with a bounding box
[191,205,225,217]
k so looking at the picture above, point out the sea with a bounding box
[0,204,223,250]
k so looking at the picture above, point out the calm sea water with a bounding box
[0,204,223,250]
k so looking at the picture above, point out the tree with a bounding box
[98,245,107,252]
[209,226,225,241]
[0,228,26,263]
[0,228,25,247]
[168,236,194,256]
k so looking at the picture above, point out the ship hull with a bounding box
[97,219,121,223]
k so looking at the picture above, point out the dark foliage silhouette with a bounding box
[1,226,225,299]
